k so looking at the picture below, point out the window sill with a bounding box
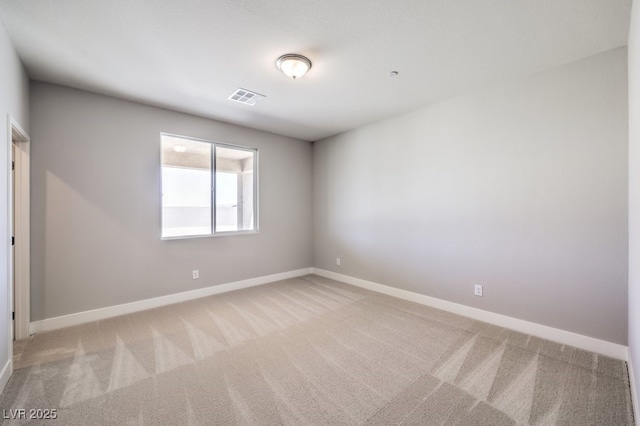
[161,230,259,241]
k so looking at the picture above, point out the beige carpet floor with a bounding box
[0,275,634,425]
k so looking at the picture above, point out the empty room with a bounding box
[0,0,639,424]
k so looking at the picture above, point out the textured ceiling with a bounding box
[0,0,632,141]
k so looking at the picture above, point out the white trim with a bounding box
[5,115,12,385]
[30,268,313,334]
[629,348,639,422]
[0,358,10,394]
[5,115,30,389]
[312,268,628,360]
[10,116,30,340]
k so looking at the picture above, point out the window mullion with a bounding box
[212,144,216,234]
[254,150,258,231]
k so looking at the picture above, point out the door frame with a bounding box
[7,114,30,347]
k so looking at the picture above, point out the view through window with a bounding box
[161,134,257,238]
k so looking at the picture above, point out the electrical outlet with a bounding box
[336,258,341,266]
[474,284,483,297]
[192,270,199,280]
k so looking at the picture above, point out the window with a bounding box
[161,134,257,238]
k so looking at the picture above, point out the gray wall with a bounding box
[30,82,313,321]
[0,22,29,379]
[313,47,628,344]
[628,0,640,410]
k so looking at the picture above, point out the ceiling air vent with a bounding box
[228,88,266,106]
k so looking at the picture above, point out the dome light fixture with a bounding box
[276,54,312,80]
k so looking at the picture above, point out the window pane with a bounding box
[161,136,212,237]
[215,146,255,232]
[215,172,238,232]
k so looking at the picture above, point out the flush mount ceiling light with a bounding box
[276,54,312,80]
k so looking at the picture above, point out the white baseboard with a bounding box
[312,268,628,361]
[0,358,11,395]
[30,268,313,334]
[629,348,639,422]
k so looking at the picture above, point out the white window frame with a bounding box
[160,133,259,240]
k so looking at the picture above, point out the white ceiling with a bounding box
[0,0,632,141]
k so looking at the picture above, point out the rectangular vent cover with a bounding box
[228,88,266,106]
